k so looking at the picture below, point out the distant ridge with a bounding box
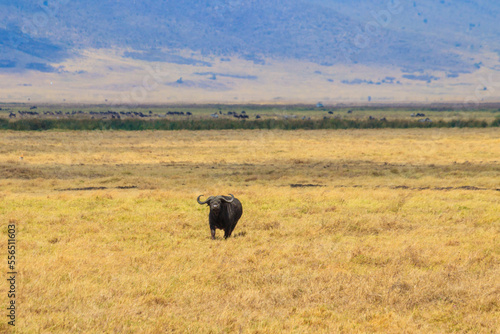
[1,1,499,103]
[2,0,499,72]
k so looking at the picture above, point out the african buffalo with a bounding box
[197,194,242,239]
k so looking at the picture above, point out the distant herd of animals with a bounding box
[5,109,195,119]
[1,107,431,122]
[210,110,251,119]
[3,108,258,120]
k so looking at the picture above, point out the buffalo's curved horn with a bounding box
[197,195,214,205]
[221,194,235,203]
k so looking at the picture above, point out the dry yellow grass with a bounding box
[0,129,499,333]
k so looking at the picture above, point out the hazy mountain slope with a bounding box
[1,0,499,104]
[1,0,497,72]
[330,0,500,50]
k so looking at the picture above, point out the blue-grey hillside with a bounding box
[1,0,499,74]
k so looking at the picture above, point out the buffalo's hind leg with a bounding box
[224,223,237,239]
[224,225,236,239]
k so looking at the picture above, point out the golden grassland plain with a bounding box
[0,128,499,333]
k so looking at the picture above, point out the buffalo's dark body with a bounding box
[198,194,242,239]
[209,197,242,239]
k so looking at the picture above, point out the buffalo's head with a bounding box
[197,194,234,216]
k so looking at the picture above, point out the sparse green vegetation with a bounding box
[1,103,499,131]
[0,114,498,131]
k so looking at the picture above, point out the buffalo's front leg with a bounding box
[211,228,216,240]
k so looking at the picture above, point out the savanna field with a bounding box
[0,128,499,333]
